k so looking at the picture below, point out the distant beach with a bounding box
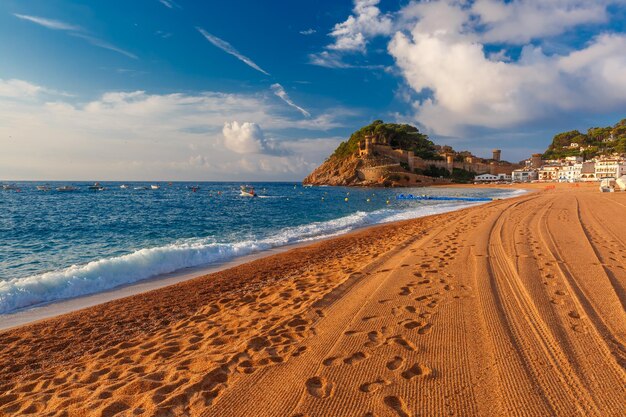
[1,183,624,416]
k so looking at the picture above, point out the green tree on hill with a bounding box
[542,118,626,159]
[331,120,438,160]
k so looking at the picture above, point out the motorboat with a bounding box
[134,186,149,190]
[88,182,105,191]
[240,185,257,197]
[56,186,77,192]
[150,185,160,190]
[119,184,128,189]
[189,186,200,192]
[36,185,50,191]
[1,184,20,191]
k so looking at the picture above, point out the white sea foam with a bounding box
[0,189,525,314]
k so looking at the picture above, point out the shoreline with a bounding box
[0,185,528,330]
[1,183,624,416]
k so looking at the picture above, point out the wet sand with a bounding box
[1,183,625,416]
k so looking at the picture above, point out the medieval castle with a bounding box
[355,134,518,183]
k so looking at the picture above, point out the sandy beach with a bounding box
[1,184,625,417]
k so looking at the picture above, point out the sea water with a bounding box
[0,182,524,314]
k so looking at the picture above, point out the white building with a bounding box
[538,166,560,181]
[512,169,538,182]
[559,162,583,182]
[474,173,511,182]
[595,158,626,179]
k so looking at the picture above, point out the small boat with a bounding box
[150,185,160,190]
[240,185,257,197]
[2,184,20,191]
[119,184,128,189]
[189,186,200,192]
[56,186,77,192]
[36,185,50,191]
[88,182,105,191]
[134,186,149,190]
[303,184,313,188]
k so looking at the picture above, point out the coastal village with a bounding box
[304,120,626,189]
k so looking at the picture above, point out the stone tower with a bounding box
[531,153,543,168]
[492,149,501,161]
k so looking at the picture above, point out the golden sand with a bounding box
[1,184,625,416]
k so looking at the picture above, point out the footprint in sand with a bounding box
[402,320,424,330]
[387,336,417,352]
[568,311,582,319]
[399,287,413,296]
[384,396,412,417]
[386,356,405,371]
[344,351,370,365]
[417,323,432,335]
[305,376,334,398]
[404,306,417,313]
[401,363,432,380]
[555,290,567,296]
[359,379,391,393]
[322,357,341,367]
[365,331,384,348]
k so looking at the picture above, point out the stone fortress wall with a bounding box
[358,134,517,176]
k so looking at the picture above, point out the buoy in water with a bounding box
[386,200,390,205]
[344,197,349,202]
[367,198,370,202]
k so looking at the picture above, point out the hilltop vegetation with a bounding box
[331,120,439,160]
[543,118,626,160]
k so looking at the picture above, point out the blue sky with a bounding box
[1,0,626,180]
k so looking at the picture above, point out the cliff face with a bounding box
[303,155,364,186]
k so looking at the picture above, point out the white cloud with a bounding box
[0,79,43,98]
[300,28,316,35]
[387,0,626,136]
[197,27,270,76]
[13,14,82,31]
[14,13,136,59]
[158,0,181,9]
[222,121,268,154]
[328,0,393,52]
[0,81,349,180]
[70,33,138,59]
[271,83,311,117]
[0,78,72,99]
[472,0,613,44]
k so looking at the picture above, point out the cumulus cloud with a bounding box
[13,14,82,31]
[328,0,393,52]
[300,28,316,35]
[387,0,626,136]
[472,0,613,44]
[309,0,393,68]
[271,83,311,117]
[197,28,270,76]
[222,121,268,154]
